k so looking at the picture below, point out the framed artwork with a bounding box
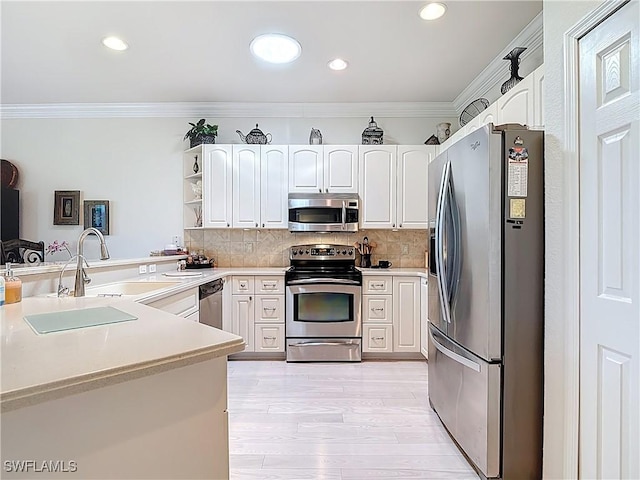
[53,190,80,225]
[83,200,110,235]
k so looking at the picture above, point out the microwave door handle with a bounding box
[342,201,347,230]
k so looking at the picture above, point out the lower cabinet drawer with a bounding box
[363,324,393,353]
[147,288,199,318]
[254,324,285,352]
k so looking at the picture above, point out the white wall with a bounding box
[542,1,604,478]
[0,115,453,260]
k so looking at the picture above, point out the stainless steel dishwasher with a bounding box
[199,278,224,329]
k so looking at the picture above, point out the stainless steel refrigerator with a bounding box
[427,124,544,479]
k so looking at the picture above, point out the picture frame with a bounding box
[83,200,110,235]
[53,190,80,225]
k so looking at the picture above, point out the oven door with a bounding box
[286,282,362,338]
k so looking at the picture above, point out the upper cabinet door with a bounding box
[203,145,232,228]
[288,146,324,193]
[323,145,358,193]
[359,146,397,229]
[397,146,431,229]
[496,73,535,126]
[260,145,289,229]
[232,145,261,228]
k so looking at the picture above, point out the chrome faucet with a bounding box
[73,227,110,297]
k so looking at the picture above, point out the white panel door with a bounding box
[359,146,396,229]
[392,277,420,352]
[532,65,545,128]
[579,2,639,479]
[496,73,535,126]
[323,145,358,193]
[260,145,288,229]
[288,146,323,193]
[397,146,431,229]
[203,145,232,228]
[231,295,254,352]
[232,145,260,228]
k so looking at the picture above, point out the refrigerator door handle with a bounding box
[444,172,462,307]
[429,326,481,373]
[437,161,453,323]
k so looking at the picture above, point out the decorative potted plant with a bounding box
[184,119,218,148]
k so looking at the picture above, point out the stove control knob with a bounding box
[342,250,347,255]
[292,250,297,255]
[305,250,310,254]
[298,249,304,255]
[348,249,353,255]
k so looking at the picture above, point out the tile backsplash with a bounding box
[184,229,428,268]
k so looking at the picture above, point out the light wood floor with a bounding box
[227,360,479,480]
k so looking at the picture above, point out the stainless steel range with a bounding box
[285,244,362,362]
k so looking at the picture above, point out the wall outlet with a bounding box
[138,265,147,274]
[401,244,409,255]
[148,264,157,273]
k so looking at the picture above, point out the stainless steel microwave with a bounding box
[288,193,359,232]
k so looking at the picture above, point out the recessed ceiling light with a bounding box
[102,36,128,51]
[328,58,348,71]
[419,2,447,20]
[250,34,301,64]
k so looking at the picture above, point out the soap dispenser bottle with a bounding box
[4,263,22,304]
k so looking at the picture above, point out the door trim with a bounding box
[559,2,630,478]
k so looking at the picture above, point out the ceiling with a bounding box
[1,1,542,105]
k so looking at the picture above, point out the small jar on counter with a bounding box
[3,263,22,304]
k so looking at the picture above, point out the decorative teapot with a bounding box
[236,124,272,144]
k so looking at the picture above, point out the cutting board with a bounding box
[24,306,137,334]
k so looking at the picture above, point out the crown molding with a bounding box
[452,11,544,116]
[0,102,457,119]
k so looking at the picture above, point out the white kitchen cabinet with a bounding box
[363,295,392,324]
[203,145,233,228]
[230,294,254,352]
[228,275,285,354]
[146,287,199,319]
[363,324,393,353]
[496,72,535,126]
[397,146,431,229]
[288,145,324,193]
[363,276,393,294]
[392,276,420,352]
[323,145,358,193]
[288,145,357,193]
[254,324,285,353]
[260,145,289,228]
[359,146,397,229]
[232,145,261,228]
[359,145,433,229]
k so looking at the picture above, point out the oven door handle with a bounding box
[288,341,360,347]
[287,278,361,286]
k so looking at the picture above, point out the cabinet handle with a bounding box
[318,188,322,193]
[392,223,396,228]
[264,336,276,340]
[372,336,384,341]
[227,223,230,227]
[371,307,384,312]
[249,296,252,301]
[263,307,276,313]
[262,282,277,289]
[372,283,384,288]
[325,188,329,193]
[400,223,402,228]
[262,223,265,228]
[255,222,258,227]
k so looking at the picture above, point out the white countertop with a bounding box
[0,295,245,413]
[1,265,426,411]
